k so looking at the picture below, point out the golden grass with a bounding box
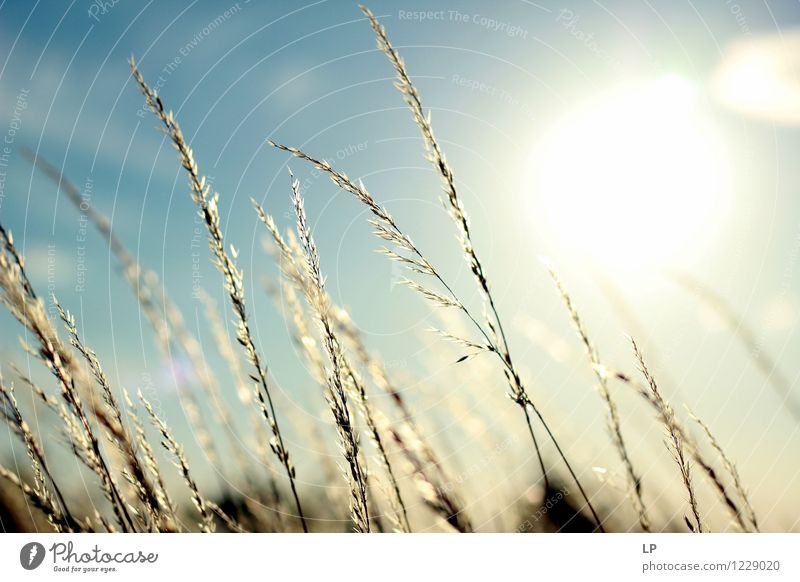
[0,4,786,534]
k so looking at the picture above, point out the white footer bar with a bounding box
[1,533,796,580]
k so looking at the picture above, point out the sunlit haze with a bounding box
[532,76,729,268]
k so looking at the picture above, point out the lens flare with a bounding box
[531,76,729,268]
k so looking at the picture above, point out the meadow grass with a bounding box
[0,5,783,534]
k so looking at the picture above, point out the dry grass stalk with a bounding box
[121,388,177,529]
[687,407,759,532]
[139,391,214,532]
[197,289,255,409]
[377,406,473,532]
[0,376,80,532]
[207,500,249,533]
[267,144,604,531]
[548,267,650,531]
[270,7,608,531]
[55,301,168,532]
[197,290,281,498]
[170,289,257,490]
[343,361,410,531]
[360,4,501,335]
[13,366,107,500]
[0,463,84,531]
[130,57,308,531]
[261,254,360,525]
[604,366,752,532]
[1,381,46,498]
[332,306,478,530]
[25,151,238,493]
[629,338,703,533]
[0,224,135,532]
[157,291,232,481]
[332,307,449,481]
[270,261,470,531]
[359,1,558,488]
[256,199,410,531]
[287,173,371,532]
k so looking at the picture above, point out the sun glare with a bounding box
[532,76,728,268]
[713,34,800,125]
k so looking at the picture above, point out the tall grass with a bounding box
[630,338,703,533]
[130,58,308,532]
[548,267,649,531]
[272,6,605,532]
[0,4,789,534]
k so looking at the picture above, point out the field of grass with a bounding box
[0,5,796,534]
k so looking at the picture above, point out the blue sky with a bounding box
[1,0,799,528]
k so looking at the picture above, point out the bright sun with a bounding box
[532,76,729,268]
